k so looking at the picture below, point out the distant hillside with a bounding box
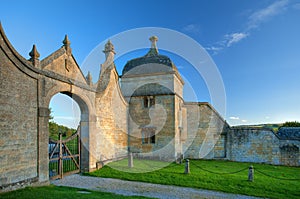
[234,123,283,132]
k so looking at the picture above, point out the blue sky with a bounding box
[1,0,300,127]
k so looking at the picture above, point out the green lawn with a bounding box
[86,159,300,199]
[0,185,149,199]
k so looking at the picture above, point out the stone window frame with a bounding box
[141,127,156,144]
[143,96,155,108]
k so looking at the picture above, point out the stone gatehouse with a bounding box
[0,24,299,191]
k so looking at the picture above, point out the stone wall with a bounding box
[228,128,280,164]
[228,127,300,166]
[183,104,300,166]
[0,40,39,189]
[183,102,229,159]
[95,62,128,165]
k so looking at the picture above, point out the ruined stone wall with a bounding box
[228,128,300,166]
[183,103,229,159]
[0,40,39,189]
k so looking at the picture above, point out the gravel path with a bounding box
[51,174,261,199]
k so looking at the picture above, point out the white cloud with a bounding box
[293,3,300,10]
[205,46,224,54]
[247,0,289,30]
[206,0,289,54]
[182,24,201,34]
[226,32,248,47]
[265,116,270,119]
[241,120,247,123]
[230,116,240,120]
[206,32,248,54]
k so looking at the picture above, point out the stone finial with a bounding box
[150,36,158,49]
[145,36,159,57]
[29,44,40,67]
[29,44,40,59]
[103,40,115,60]
[63,34,72,55]
[63,34,71,46]
[86,71,93,86]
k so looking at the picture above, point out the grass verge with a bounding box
[86,159,300,199]
[0,185,149,199]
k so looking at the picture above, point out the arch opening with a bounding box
[48,91,90,178]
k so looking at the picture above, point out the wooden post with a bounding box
[59,133,63,179]
[248,165,254,182]
[77,128,81,172]
[184,159,190,174]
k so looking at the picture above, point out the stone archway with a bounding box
[0,24,128,191]
[48,91,91,173]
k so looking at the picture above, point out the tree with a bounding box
[281,121,300,127]
[49,121,59,139]
[66,129,73,137]
[49,108,54,121]
[49,121,77,140]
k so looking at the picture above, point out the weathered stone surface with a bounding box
[183,102,229,159]
[0,33,38,188]
[228,127,300,166]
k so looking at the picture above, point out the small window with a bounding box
[143,96,155,108]
[142,131,149,144]
[150,96,155,106]
[144,97,149,108]
[141,127,156,144]
[150,134,155,144]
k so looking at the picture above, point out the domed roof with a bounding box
[122,36,178,77]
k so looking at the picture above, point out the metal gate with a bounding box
[49,127,80,180]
